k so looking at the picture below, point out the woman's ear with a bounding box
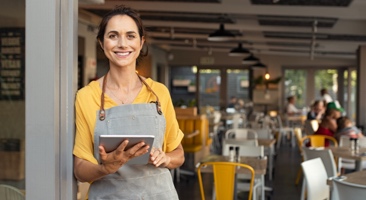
[98,39,104,51]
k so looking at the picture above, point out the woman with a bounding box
[73,5,184,199]
[307,100,325,121]
[285,96,300,115]
[314,108,341,146]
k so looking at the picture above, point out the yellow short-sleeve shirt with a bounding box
[73,78,183,164]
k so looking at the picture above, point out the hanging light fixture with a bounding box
[251,62,266,69]
[228,43,250,57]
[264,70,270,80]
[242,54,259,65]
[208,23,235,41]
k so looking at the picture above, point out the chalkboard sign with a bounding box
[0,28,25,100]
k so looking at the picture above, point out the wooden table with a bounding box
[224,138,276,180]
[199,154,268,200]
[327,146,366,171]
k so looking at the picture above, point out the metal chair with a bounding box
[273,115,295,148]
[225,128,258,140]
[303,119,319,135]
[332,177,366,200]
[0,184,25,200]
[222,143,265,200]
[197,161,255,200]
[301,158,330,200]
[301,147,338,200]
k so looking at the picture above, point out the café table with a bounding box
[327,146,366,171]
[225,138,276,180]
[327,170,366,186]
[198,154,268,200]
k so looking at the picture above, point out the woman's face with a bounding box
[333,110,341,119]
[100,15,145,68]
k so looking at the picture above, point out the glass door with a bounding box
[199,69,221,110]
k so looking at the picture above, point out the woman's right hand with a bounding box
[99,140,150,174]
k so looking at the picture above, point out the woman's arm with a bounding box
[328,118,338,133]
[74,140,150,182]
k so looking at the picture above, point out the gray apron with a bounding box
[88,74,179,200]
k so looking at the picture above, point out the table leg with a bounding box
[268,146,273,181]
[355,160,362,171]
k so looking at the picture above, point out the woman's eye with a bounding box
[127,34,136,39]
[109,34,117,39]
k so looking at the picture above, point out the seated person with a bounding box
[307,100,325,121]
[227,96,238,109]
[285,96,301,116]
[335,116,364,142]
[314,107,342,146]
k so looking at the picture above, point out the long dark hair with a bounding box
[96,5,148,66]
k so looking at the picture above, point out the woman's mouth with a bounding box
[115,51,131,56]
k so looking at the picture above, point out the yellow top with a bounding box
[73,78,183,164]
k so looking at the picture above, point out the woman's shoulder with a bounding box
[144,78,169,93]
[76,81,101,100]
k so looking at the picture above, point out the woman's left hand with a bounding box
[149,147,171,168]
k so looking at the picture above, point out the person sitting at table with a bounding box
[285,95,301,116]
[313,106,342,146]
[227,96,238,109]
[307,100,325,121]
[335,116,364,142]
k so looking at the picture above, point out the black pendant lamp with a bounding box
[229,43,250,57]
[208,23,235,41]
[242,54,259,65]
[251,62,266,69]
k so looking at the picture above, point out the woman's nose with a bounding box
[117,36,126,47]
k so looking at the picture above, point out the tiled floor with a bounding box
[175,140,303,200]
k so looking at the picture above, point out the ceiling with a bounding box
[79,0,366,59]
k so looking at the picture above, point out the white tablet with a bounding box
[99,135,155,165]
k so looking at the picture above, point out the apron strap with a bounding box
[98,72,162,121]
[99,73,108,121]
[137,74,163,115]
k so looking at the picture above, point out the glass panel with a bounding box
[170,66,196,107]
[284,69,307,108]
[226,69,250,108]
[0,0,26,192]
[314,69,338,102]
[199,69,220,110]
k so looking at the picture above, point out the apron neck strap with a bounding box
[99,72,162,121]
[99,72,108,121]
[137,74,162,115]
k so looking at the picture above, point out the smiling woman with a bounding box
[73,5,185,200]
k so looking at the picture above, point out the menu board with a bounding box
[0,28,25,100]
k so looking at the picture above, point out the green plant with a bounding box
[253,75,281,88]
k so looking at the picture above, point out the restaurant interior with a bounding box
[1,0,366,199]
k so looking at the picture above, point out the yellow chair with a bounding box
[294,128,304,186]
[197,161,255,200]
[300,135,338,148]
